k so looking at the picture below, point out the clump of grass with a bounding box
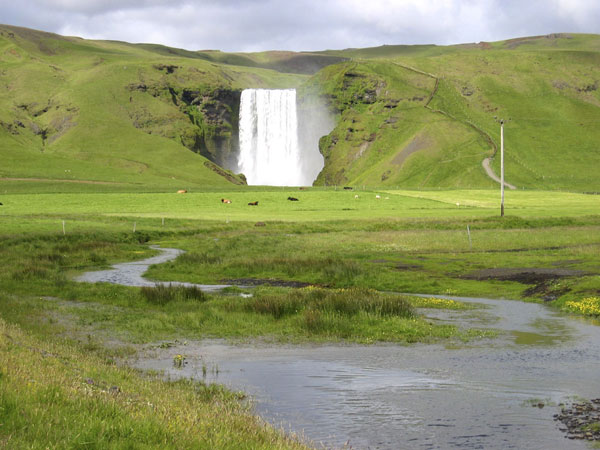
[173,354,186,368]
[242,287,414,319]
[178,252,222,265]
[140,284,207,306]
[244,294,305,318]
[12,264,51,281]
[321,260,363,285]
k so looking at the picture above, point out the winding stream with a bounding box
[78,247,600,449]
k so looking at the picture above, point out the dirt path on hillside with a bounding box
[482,158,517,190]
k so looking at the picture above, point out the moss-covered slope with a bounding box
[310,33,600,190]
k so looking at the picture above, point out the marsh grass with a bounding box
[238,287,413,319]
[141,284,207,306]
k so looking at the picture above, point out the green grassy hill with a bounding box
[0,25,308,191]
[311,33,600,190]
[1,26,599,191]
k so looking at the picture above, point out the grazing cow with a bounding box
[354,194,359,199]
[299,187,306,190]
[287,196,299,201]
[177,189,187,194]
[343,186,353,190]
[248,201,259,206]
[221,198,232,204]
[375,195,381,199]
[255,221,266,227]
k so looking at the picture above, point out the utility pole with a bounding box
[500,119,505,217]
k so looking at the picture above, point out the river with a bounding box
[78,247,600,449]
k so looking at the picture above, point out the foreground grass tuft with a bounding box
[141,283,207,305]
[241,287,414,319]
[0,318,307,449]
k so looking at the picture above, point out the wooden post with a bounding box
[133,222,136,233]
[500,120,505,217]
[467,225,472,250]
[62,220,65,235]
[162,217,165,226]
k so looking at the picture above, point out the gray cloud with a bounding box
[1,0,599,52]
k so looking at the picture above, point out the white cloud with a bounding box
[2,0,599,52]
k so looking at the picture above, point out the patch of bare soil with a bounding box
[392,134,431,167]
[463,268,585,301]
[463,268,585,283]
[395,263,422,271]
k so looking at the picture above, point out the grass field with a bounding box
[1,186,599,448]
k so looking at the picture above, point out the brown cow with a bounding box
[248,201,259,206]
[177,189,187,194]
[221,198,232,204]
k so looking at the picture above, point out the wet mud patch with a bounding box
[554,399,600,441]
[463,268,584,301]
[395,263,422,271]
[463,268,586,283]
[220,278,318,288]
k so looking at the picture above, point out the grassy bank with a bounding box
[0,317,307,449]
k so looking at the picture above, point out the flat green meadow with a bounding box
[1,185,599,448]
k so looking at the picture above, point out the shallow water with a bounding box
[79,247,600,449]
[74,246,231,292]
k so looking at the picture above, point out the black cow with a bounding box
[287,197,299,201]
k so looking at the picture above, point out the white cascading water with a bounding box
[238,89,306,186]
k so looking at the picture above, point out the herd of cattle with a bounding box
[172,189,389,206]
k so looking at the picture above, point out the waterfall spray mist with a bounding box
[238,89,303,186]
[238,88,330,186]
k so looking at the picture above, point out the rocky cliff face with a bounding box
[179,88,241,172]
[126,64,245,184]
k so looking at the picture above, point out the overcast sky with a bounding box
[2,0,600,52]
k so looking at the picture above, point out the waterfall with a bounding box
[238,89,312,186]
